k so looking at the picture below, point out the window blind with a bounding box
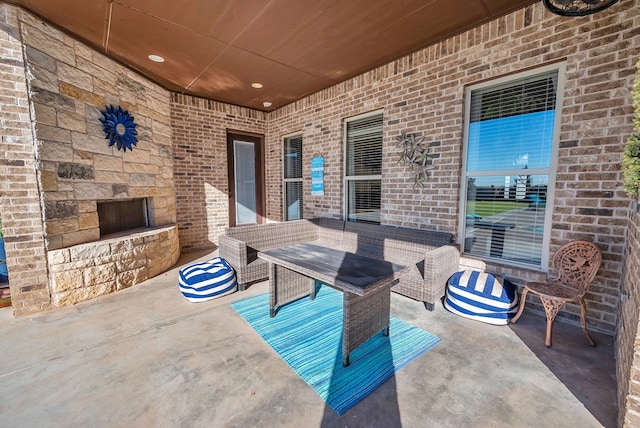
[284,135,302,179]
[285,181,302,220]
[346,113,383,176]
[467,71,558,173]
[470,72,557,123]
[283,134,303,221]
[346,180,381,223]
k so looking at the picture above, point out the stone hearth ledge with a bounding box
[47,225,180,307]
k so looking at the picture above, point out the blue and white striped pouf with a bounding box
[444,270,518,325]
[178,257,237,302]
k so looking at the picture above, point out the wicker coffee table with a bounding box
[258,242,407,366]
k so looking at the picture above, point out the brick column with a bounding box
[618,205,640,426]
[0,4,51,315]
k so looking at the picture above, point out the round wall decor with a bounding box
[99,105,138,152]
[542,0,619,16]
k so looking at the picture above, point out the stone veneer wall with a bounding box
[170,94,266,251]
[266,1,639,335]
[0,5,179,314]
[47,225,179,307]
[0,5,50,315]
[19,10,176,250]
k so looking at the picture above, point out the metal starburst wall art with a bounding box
[99,105,138,152]
[396,132,435,188]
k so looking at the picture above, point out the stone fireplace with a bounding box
[44,192,179,307]
[47,225,179,307]
[0,7,181,311]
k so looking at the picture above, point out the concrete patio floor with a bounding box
[0,250,617,428]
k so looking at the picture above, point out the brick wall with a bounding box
[0,4,50,316]
[170,94,266,251]
[267,1,639,335]
[18,10,176,250]
[4,0,640,420]
[618,202,640,426]
[162,5,640,421]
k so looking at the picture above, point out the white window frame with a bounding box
[458,63,565,271]
[343,109,384,223]
[283,132,303,221]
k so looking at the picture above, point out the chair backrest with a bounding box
[552,240,602,293]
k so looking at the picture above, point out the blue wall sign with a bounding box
[311,155,324,196]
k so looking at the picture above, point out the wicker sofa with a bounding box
[218,217,460,310]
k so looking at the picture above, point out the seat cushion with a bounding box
[178,257,237,302]
[444,270,518,325]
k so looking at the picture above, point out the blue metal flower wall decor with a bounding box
[99,105,138,152]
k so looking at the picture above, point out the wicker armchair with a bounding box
[510,240,602,348]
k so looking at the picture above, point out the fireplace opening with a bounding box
[97,198,149,237]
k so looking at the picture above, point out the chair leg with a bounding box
[580,298,597,347]
[510,287,529,323]
[540,295,565,348]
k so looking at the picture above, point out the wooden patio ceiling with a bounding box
[6,0,538,111]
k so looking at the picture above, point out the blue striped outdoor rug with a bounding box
[231,285,440,415]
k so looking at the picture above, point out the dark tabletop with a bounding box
[259,242,407,295]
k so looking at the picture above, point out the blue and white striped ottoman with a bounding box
[178,257,237,302]
[444,270,518,325]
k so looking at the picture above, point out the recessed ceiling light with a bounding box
[148,54,165,63]
[263,101,272,108]
[251,83,263,89]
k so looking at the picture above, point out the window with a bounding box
[283,134,303,220]
[344,111,383,223]
[460,65,563,268]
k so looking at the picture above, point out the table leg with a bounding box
[269,263,315,318]
[342,282,393,367]
[310,280,317,301]
[269,262,277,318]
[343,354,350,367]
